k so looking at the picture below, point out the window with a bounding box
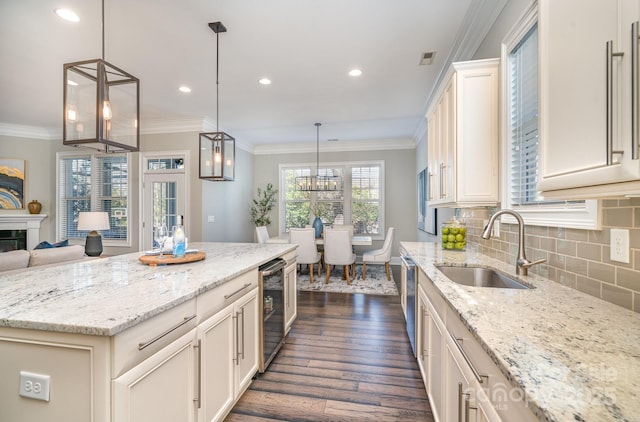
[280,162,384,238]
[57,153,130,244]
[501,4,599,229]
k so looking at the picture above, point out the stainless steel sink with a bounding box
[435,265,532,289]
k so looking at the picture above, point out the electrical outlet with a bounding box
[610,228,630,263]
[19,371,50,402]
[207,215,215,223]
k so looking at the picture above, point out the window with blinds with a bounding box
[58,153,129,243]
[280,162,384,237]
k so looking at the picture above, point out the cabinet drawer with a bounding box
[111,298,197,378]
[418,269,447,317]
[283,250,297,266]
[197,269,258,322]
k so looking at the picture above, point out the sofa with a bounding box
[0,245,87,273]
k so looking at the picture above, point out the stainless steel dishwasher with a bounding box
[401,255,417,357]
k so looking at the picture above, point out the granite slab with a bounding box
[0,242,296,336]
[401,241,639,422]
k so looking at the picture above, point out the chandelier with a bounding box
[295,123,343,191]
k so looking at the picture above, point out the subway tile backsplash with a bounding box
[460,198,640,313]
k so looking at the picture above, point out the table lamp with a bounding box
[77,212,110,256]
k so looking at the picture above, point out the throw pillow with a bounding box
[34,239,69,249]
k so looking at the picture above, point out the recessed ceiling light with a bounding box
[54,8,80,22]
[258,78,272,85]
[348,69,362,77]
[178,86,191,93]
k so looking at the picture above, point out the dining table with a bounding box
[266,234,373,246]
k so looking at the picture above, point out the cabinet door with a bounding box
[113,329,197,422]
[427,304,445,421]
[539,0,640,191]
[427,105,441,203]
[234,290,259,396]
[284,262,297,333]
[199,305,235,422]
[416,288,429,384]
[441,77,456,203]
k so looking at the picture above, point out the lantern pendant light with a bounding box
[295,123,343,191]
[62,0,140,153]
[199,21,235,181]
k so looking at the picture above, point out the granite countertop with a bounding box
[0,242,296,336]
[400,242,639,422]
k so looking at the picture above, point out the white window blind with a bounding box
[58,153,129,243]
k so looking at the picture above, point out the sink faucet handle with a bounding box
[521,258,546,269]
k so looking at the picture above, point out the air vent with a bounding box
[419,51,436,65]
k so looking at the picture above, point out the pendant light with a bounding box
[295,123,343,191]
[62,0,140,153]
[199,21,235,181]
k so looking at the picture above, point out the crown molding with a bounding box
[0,123,59,140]
[252,137,415,155]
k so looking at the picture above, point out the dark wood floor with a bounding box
[226,266,434,422]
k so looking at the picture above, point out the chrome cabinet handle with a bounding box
[138,314,196,350]
[233,312,240,365]
[464,390,476,422]
[239,307,245,360]
[224,283,252,300]
[421,308,429,357]
[194,339,202,409]
[427,171,434,200]
[451,334,486,384]
[606,40,625,165]
[458,382,477,422]
[632,22,639,159]
[439,163,445,198]
[458,382,464,422]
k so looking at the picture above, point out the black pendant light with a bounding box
[62,0,140,153]
[295,123,343,191]
[199,21,235,181]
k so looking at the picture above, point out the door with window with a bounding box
[141,154,188,251]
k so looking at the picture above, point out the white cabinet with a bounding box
[415,269,537,422]
[538,0,640,198]
[426,58,499,207]
[283,256,297,334]
[113,329,198,422]
[199,287,258,422]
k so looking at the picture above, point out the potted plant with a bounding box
[309,202,331,238]
[250,183,278,227]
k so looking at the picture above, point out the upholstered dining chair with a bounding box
[256,226,270,243]
[323,228,356,285]
[362,227,395,281]
[331,224,354,238]
[289,228,322,283]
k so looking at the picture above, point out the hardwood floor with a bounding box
[226,266,434,422]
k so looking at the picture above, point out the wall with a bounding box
[253,146,417,258]
[459,0,640,313]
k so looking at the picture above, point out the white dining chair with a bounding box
[323,228,356,285]
[256,226,270,243]
[289,228,322,283]
[362,227,395,281]
[331,224,354,238]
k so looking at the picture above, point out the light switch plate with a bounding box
[610,228,630,263]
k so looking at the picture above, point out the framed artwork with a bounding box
[0,158,25,210]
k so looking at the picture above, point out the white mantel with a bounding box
[0,214,47,249]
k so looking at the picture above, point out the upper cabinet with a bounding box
[427,58,499,208]
[538,0,640,198]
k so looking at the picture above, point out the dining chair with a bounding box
[362,227,395,281]
[289,228,322,283]
[331,224,354,238]
[256,226,270,243]
[323,228,356,285]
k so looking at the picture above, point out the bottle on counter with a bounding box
[172,216,186,258]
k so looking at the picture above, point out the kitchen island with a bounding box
[0,242,296,422]
[401,242,639,422]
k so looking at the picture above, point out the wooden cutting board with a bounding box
[139,251,206,266]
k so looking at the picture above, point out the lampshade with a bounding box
[199,21,235,181]
[77,212,111,231]
[295,123,343,191]
[62,0,139,153]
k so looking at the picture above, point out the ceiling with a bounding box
[0,0,506,152]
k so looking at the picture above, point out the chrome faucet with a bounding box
[481,209,546,276]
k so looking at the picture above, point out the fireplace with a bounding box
[0,230,27,252]
[0,214,46,250]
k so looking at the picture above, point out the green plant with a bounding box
[250,183,278,226]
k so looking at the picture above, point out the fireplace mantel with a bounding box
[0,214,47,249]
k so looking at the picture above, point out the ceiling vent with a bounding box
[419,51,436,65]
